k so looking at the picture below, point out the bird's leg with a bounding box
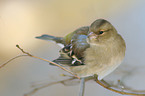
[79,78,85,96]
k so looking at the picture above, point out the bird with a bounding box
[36,19,126,80]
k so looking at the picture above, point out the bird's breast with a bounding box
[70,34,126,80]
[70,42,125,80]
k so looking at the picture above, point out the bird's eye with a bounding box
[99,31,104,34]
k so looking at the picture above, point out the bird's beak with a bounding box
[88,32,98,40]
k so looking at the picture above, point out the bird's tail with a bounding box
[36,34,64,44]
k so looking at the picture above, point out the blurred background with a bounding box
[0,0,145,96]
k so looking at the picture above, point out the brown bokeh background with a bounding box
[0,0,145,96]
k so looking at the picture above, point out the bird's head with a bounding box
[88,19,117,45]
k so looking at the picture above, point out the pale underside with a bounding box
[70,35,125,80]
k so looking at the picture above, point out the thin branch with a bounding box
[110,82,145,93]
[0,54,28,68]
[16,45,80,79]
[31,74,79,87]
[94,74,145,96]
[24,77,76,96]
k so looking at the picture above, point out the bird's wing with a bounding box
[71,34,90,60]
[52,35,90,66]
[64,26,89,45]
[63,26,90,65]
[38,26,90,66]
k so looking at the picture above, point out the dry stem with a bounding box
[94,74,145,96]
[24,77,76,96]
[16,45,80,79]
[0,54,28,68]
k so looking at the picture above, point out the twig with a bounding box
[79,78,85,96]
[0,54,28,68]
[31,74,79,87]
[16,45,80,79]
[24,77,76,96]
[110,81,145,93]
[94,74,145,96]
